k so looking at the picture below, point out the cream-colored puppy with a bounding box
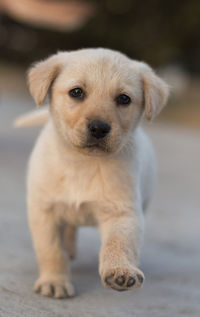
[21,48,168,298]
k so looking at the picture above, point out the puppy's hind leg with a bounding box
[63,224,77,260]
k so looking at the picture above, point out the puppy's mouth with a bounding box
[71,133,113,154]
[84,142,109,152]
[79,137,110,153]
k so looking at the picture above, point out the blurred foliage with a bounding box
[0,0,200,72]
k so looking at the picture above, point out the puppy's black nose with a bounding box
[88,120,111,139]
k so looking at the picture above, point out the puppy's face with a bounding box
[28,49,169,155]
[51,52,144,154]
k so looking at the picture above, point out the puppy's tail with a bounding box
[14,107,49,127]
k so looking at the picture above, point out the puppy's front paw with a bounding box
[34,275,75,299]
[101,267,144,291]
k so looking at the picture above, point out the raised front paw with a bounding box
[34,275,75,299]
[101,266,144,291]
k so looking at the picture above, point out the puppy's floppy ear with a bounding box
[140,63,169,121]
[28,53,65,106]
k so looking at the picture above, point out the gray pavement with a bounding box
[0,92,200,317]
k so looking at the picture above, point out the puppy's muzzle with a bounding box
[88,120,111,139]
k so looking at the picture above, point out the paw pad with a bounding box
[103,267,144,291]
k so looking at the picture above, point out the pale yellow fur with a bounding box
[19,48,168,298]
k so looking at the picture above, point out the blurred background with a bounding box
[0,0,200,128]
[0,1,200,316]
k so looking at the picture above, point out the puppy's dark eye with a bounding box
[116,94,131,105]
[69,87,84,99]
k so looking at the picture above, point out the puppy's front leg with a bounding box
[29,204,74,298]
[99,211,144,291]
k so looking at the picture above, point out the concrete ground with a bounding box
[0,91,200,317]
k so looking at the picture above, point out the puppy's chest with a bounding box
[55,161,105,207]
[53,162,105,225]
[54,158,135,225]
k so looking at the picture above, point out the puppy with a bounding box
[20,48,168,298]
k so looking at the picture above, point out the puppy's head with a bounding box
[28,48,169,155]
